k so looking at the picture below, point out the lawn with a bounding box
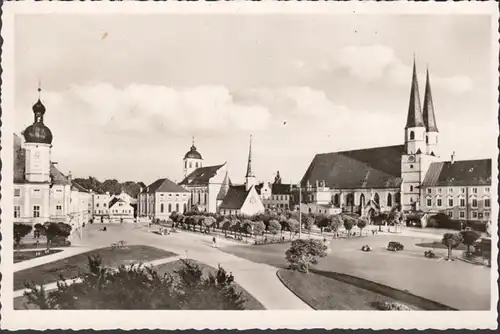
[14,249,63,263]
[154,259,266,310]
[415,241,467,251]
[277,269,421,310]
[14,245,177,290]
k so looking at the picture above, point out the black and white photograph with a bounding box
[0,1,498,330]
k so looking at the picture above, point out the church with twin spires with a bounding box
[301,58,492,223]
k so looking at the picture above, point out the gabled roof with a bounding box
[422,159,492,187]
[109,197,130,208]
[51,164,71,186]
[219,185,249,210]
[301,145,405,189]
[71,181,88,192]
[143,178,188,194]
[179,164,225,186]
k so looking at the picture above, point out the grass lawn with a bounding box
[14,249,63,263]
[277,269,420,310]
[14,245,177,290]
[155,259,266,310]
[415,241,467,251]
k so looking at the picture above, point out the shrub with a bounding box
[387,241,404,251]
[268,219,281,239]
[14,224,33,250]
[23,256,246,310]
[357,217,368,235]
[442,232,463,260]
[341,215,355,236]
[285,239,328,274]
[329,215,343,237]
[459,230,481,255]
[42,222,72,250]
[251,220,265,240]
[371,301,411,311]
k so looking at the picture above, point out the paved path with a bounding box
[18,224,312,310]
[14,246,92,272]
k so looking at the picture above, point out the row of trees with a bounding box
[441,230,486,261]
[14,222,72,251]
[73,177,146,198]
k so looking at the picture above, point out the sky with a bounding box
[14,14,495,185]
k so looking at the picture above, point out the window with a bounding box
[176,203,179,212]
[189,162,192,168]
[204,193,207,203]
[460,198,466,207]
[448,188,453,193]
[410,164,414,169]
[410,185,414,192]
[168,203,172,213]
[485,211,490,219]
[425,135,428,144]
[14,189,20,197]
[437,188,442,194]
[426,199,432,207]
[96,203,100,207]
[14,205,20,218]
[472,188,478,194]
[427,188,431,194]
[459,211,465,218]
[409,131,415,140]
[160,203,164,213]
[437,198,442,207]
[447,211,453,218]
[448,199,454,207]
[472,211,478,219]
[56,205,62,213]
[485,198,491,208]
[183,204,187,212]
[195,162,199,168]
[185,161,187,168]
[460,188,465,194]
[472,199,478,208]
[485,187,490,193]
[33,205,40,218]
[104,203,107,207]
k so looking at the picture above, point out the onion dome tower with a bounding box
[23,85,53,182]
[183,137,203,177]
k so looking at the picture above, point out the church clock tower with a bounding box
[183,137,203,177]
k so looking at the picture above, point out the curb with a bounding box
[275,269,317,310]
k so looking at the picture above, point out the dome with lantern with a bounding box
[23,97,53,145]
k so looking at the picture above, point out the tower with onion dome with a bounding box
[23,87,53,183]
[183,137,203,177]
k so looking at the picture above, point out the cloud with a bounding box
[335,44,473,94]
[43,83,272,136]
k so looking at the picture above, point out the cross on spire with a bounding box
[37,78,42,99]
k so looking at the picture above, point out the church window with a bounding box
[160,204,164,213]
[387,193,392,207]
[14,189,20,197]
[14,206,20,218]
[437,199,442,207]
[33,205,40,218]
[485,198,491,208]
[308,208,312,213]
[426,199,432,207]
[409,131,415,140]
[472,199,478,208]
[168,203,172,212]
[448,199,454,207]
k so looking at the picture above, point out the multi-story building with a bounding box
[91,192,111,217]
[258,171,294,210]
[300,59,493,223]
[138,178,190,220]
[13,90,91,238]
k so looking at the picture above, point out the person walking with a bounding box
[212,236,218,248]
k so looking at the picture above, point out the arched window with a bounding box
[176,203,179,212]
[387,193,392,207]
[168,203,172,212]
[333,194,340,206]
[160,203,164,213]
[373,193,380,205]
[359,194,365,208]
[183,203,187,212]
[195,162,198,168]
[185,161,187,168]
[189,162,192,168]
[425,135,429,144]
[204,193,207,203]
[410,131,415,140]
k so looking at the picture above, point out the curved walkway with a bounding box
[17,224,312,310]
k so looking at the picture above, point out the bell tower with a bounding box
[183,137,203,177]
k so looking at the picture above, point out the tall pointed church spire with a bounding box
[405,56,425,129]
[423,67,438,132]
[246,135,255,178]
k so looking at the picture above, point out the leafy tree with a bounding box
[301,214,315,236]
[221,219,231,237]
[23,256,246,310]
[315,214,329,235]
[231,219,242,238]
[441,232,464,260]
[460,230,481,255]
[203,216,217,233]
[287,218,300,240]
[242,220,253,242]
[251,220,266,240]
[43,222,72,250]
[328,215,343,238]
[285,239,328,274]
[357,217,368,236]
[278,214,287,237]
[14,224,33,251]
[342,215,355,236]
[268,219,281,240]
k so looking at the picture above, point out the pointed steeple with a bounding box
[405,56,425,129]
[246,135,255,178]
[423,67,438,132]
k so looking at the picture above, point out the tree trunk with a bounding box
[447,247,452,260]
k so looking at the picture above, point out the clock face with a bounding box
[408,155,415,163]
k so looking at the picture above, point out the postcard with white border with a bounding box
[1,0,498,330]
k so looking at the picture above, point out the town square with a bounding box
[1,1,498,330]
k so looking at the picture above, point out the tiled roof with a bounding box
[216,172,231,200]
[51,164,71,186]
[219,185,249,210]
[406,60,425,128]
[71,181,88,192]
[422,159,492,187]
[144,178,188,194]
[179,164,224,186]
[272,183,292,195]
[301,145,405,189]
[109,197,123,208]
